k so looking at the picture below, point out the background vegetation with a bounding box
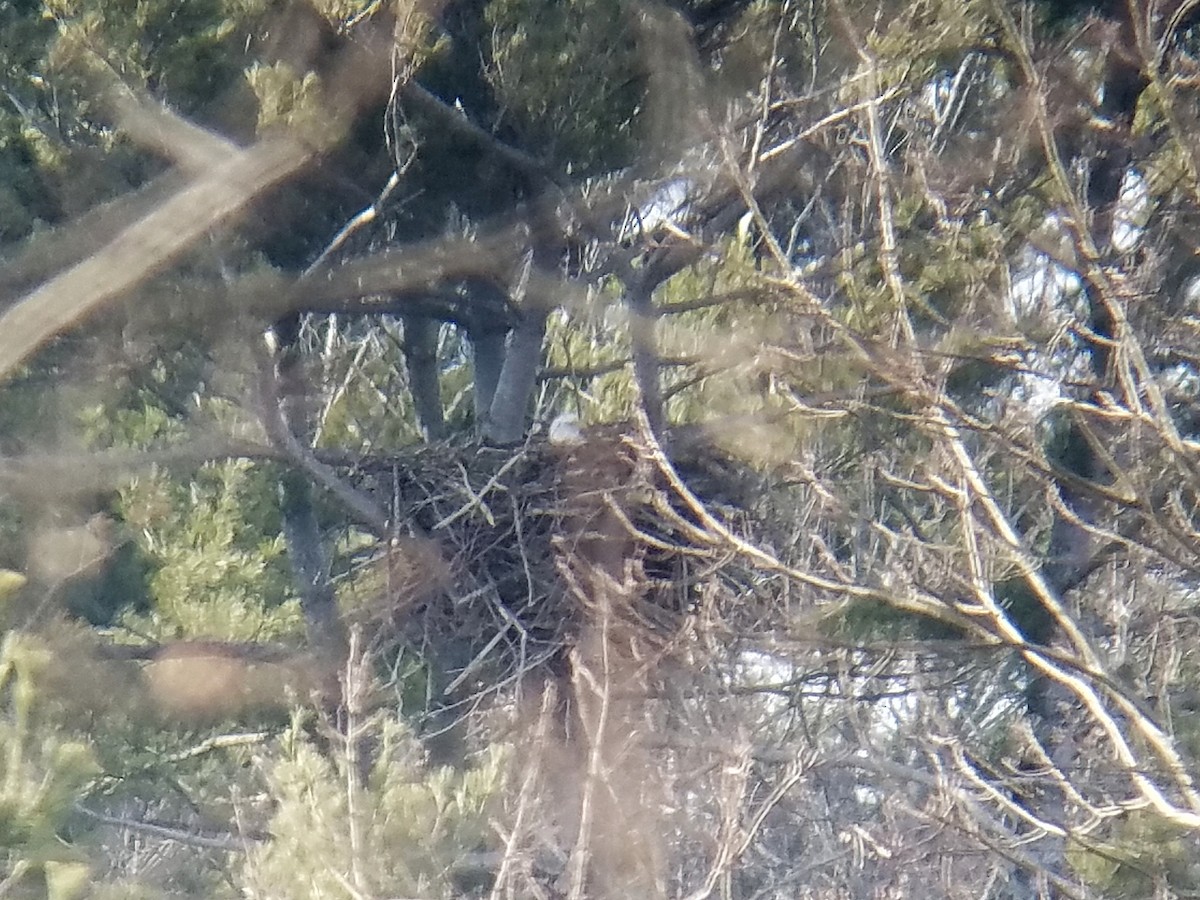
[3,0,1200,897]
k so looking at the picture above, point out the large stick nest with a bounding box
[346,425,775,693]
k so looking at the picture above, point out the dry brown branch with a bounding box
[0,11,399,382]
[0,137,314,382]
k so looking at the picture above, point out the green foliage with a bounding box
[0,632,101,899]
[62,342,302,638]
[118,460,302,642]
[656,238,787,453]
[1068,811,1200,898]
[712,0,829,101]
[543,301,636,425]
[5,0,266,226]
[864,0,991,86]
[902,209,1007,322]
[832,193,1009,335]
[826,597,965,642]
[311,320,430,451]
[0,0,53,86]
[245,61,325,134]
[310,0,377,24]
[0,117,56,243]
[244,717,505,899]
[485,0,641,173]
[44,0,268,116]
[0,1,58,243]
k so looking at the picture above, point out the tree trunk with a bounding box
[627,278,665,436]
[265,316,348,700]
[483,309,547,445]
[470,326,506,430]
[1012,23,1147,898]
[401,314,445,441]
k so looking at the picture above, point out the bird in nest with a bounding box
[548,411,585,447]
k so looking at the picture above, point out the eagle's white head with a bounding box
[548,411,585,446]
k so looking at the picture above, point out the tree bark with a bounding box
[263,319,349,691]
[1011,19,1148,899]
[470,327,507,428]
[627,277,665,436]
[464,276,514,432]
[402,314,445,441]
[483,309,547,445]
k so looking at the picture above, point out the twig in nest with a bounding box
[433,452,527,530]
